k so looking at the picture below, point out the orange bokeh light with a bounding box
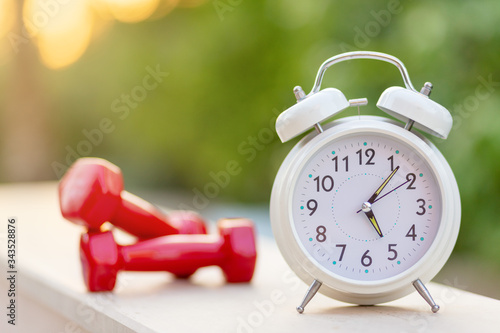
[23,0,94,69]
[16,0,206,69]
[0,0,16,39]
[0,0,17,65]
[97,0,161,23]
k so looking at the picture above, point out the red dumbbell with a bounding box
[80,218,257,291]
[59,158,206,238]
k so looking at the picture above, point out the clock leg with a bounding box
[296,279,322,314]
[412,278,440,313]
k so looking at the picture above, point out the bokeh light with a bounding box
[18,0,208,69]
[23,0,94,69]
[148,0,179,20]
[97,0,162,23]
[0,0,16,65]
[0,0,16,39]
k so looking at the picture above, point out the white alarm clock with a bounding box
[270,51,460,313]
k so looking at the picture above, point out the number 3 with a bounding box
[416,198,426,215]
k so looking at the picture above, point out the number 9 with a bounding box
[307,199,318,216]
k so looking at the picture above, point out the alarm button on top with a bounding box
[276,88,350,143]
[377,86,453,139]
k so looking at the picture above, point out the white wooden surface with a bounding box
[0,182,499,333]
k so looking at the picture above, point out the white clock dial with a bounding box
[291,133,442,281]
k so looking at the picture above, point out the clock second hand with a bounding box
[356,179,411,214]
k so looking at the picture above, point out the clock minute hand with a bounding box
[356,178,410,214]
[372,179,410,204]
[367,166,400,204]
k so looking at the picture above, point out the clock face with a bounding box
[291,133,442,281]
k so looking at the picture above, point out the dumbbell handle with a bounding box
[120,234,225,275]
[80,219,256,291]
[113,191,179,238]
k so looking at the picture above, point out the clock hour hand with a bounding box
[367,166,400,204]
[361,202,383,237]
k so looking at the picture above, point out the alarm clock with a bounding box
[270,51,460,313]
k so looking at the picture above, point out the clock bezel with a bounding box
[270,116,461,305]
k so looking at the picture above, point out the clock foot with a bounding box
[412,278,440,313]
[296,279,322,314]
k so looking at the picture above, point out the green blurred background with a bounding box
[1,0,499,296]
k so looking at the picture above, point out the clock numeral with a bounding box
[387,244,398,261]
[406,173,417,190]
[306,199,318,216]
[316,225,327,242]
[336,244,346,261]
[356,148,375,166]
[313,175,334,192]
[406,224,417,241]
[332,156,348,172]
[361,250,372,267]
[416,198,426,215]
[388,155,394,171]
